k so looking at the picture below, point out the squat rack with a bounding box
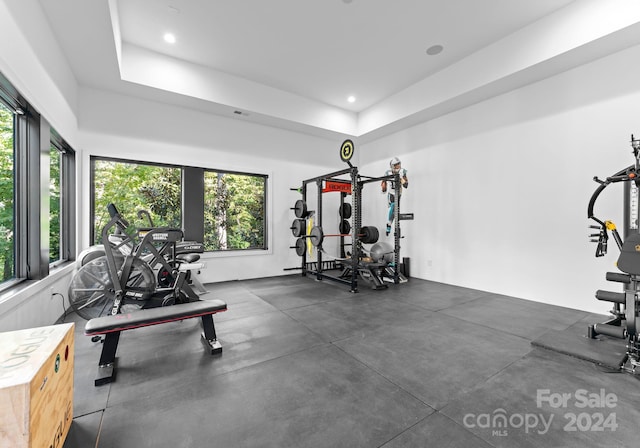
[299,165,361,292]
[295,169,409,291]
[289,140,411,292]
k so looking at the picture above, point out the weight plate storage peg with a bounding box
[293,199,309,218]
[291,219,306,237]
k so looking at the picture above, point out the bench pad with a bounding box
[85,299,227,336]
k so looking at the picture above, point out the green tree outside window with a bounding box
[0,103,14,282]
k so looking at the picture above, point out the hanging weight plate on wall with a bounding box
[293,199,308,218]
[339,220,351,234]
[360,226,379,244]
[339,203,352,219]
[291,219,306,237]
[295,238,306,256]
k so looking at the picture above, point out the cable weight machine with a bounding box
[587,134,640,373]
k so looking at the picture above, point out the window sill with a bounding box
[201,248,272,259]
[0,261,76,316]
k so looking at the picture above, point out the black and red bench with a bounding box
[85,299,227,386]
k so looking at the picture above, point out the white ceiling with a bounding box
[115,0,574,112]
[36,0,640,141]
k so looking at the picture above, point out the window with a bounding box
[91,159,182,244]
[91,157,268,252]
[204,171,266,250]
[0,70,76,290]
[49,129,75,267]
[49,143,61,263]
[0,101,15,282]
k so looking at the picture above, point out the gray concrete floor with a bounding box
[61,275,640,447]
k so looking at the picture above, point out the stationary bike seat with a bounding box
[177,253,201,263]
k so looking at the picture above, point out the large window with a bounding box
[204,171,266,250]
[0,101,15,282]
[91,159,181,244]
[0,70,76,290]
[91,157,267,251]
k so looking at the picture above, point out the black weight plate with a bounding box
[291,219,305,237]
[339,220,351,234]
[339,203,352,219]
[295,238,306,256]
[361,226,379,244]
[310,226,324,247]
[294,199,308,218]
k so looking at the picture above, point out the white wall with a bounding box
[0,0,78,146]
[0,0,80,331]
[0,265,76,332]
[3,0,640,332]
[78,87,345,283]
[360,43,640,314]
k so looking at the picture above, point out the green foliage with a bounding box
[204,172,265,251]
[49,146,61,262]
[92,161,181,244]
[0,134,268,279]
[0,105,14,281]
[93,160,266,251]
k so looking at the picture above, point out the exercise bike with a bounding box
[68,204,206,320]
[587,134,640,373]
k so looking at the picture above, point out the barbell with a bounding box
[293,225,379,248]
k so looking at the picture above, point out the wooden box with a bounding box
[0,323,74,448]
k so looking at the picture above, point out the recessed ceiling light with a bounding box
[426,44,443,56]
[164,33,176,44]
[347,96,356,103]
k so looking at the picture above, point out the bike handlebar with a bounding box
[137,209,154,227]
[107,203,130,229]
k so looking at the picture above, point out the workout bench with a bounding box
[84,299,227,386]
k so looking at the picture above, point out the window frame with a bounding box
[202,168,268,251]
[90,156,269,252]
[0,70,76,292]
[49,128,75,268]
